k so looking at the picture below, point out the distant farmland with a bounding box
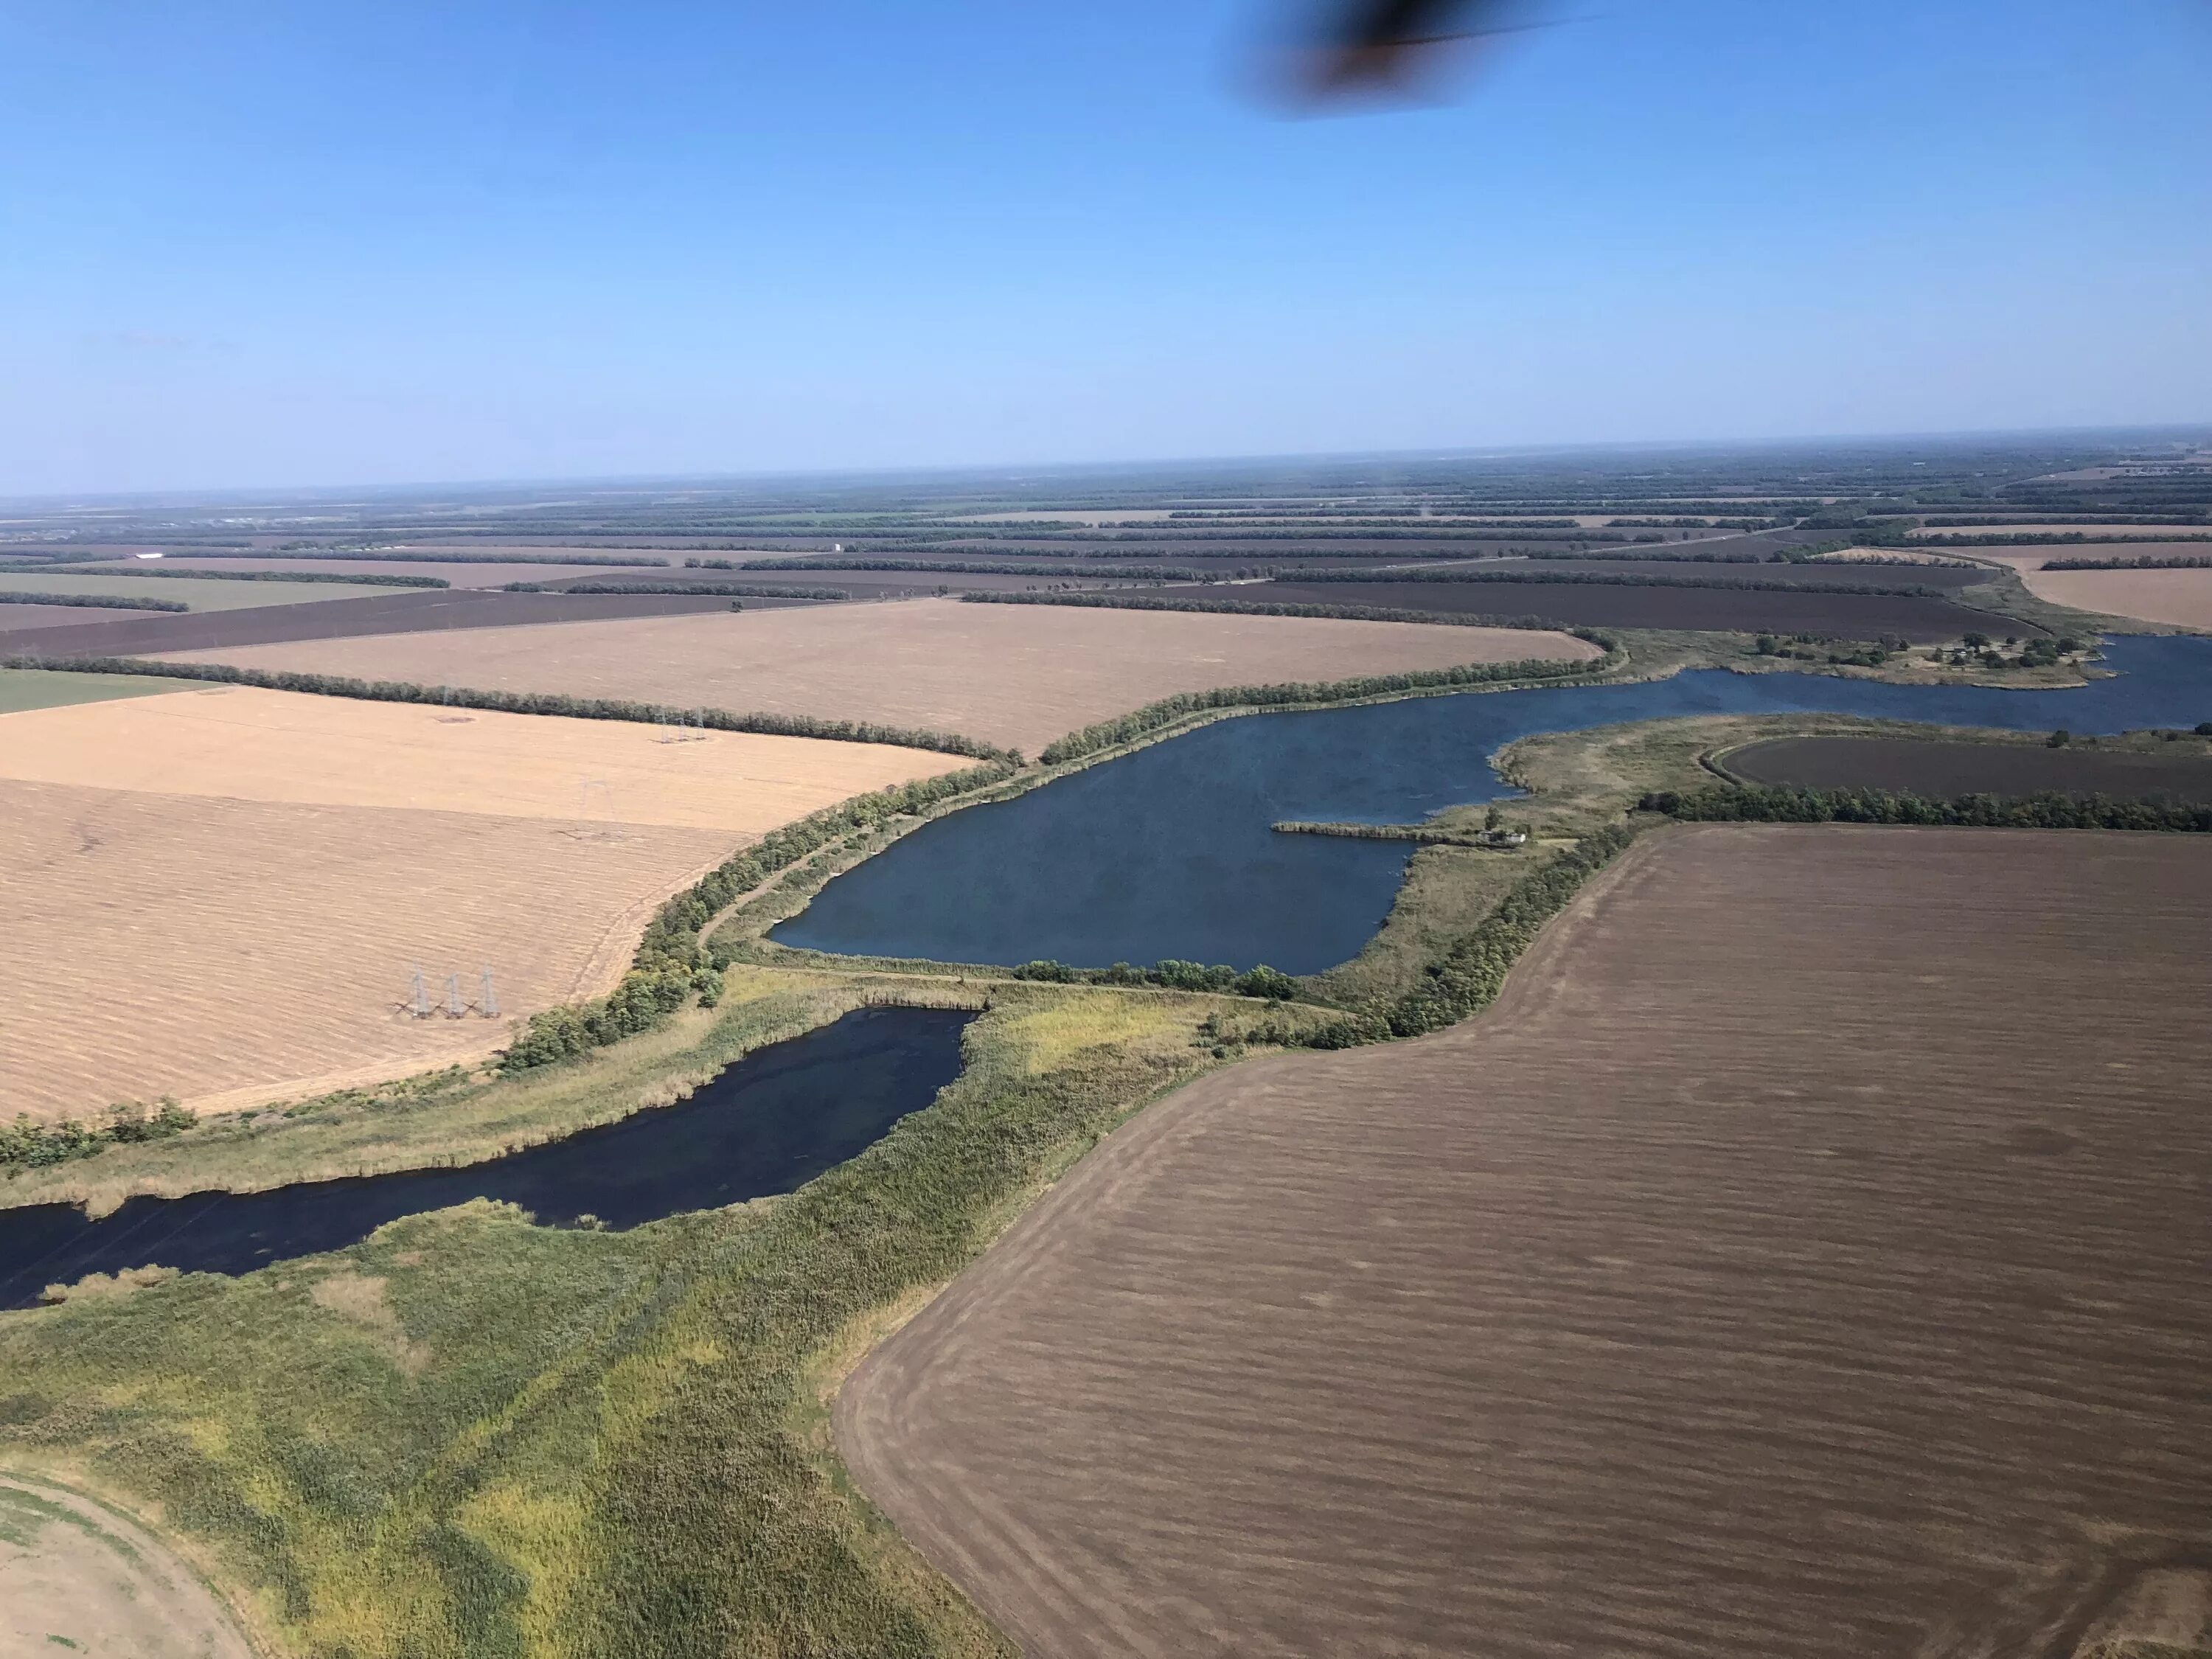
[152,597,1601,754]
[1722,734,2212,802]
[841,825,2212,1659]
[0,587,785,657]
[0,692,961,1116]
[1248,577,2023,639]
[2011,565,2212,630]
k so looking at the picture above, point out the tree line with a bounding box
[0,653,1015,760]
[501,760,1020,1071]
[1638,784,2212,832]
[2042,554,2212,571]
[960,588,1568,631]
[48,566,450,588]
[1034,634,1617,766]
[714,557,1220,581]
[500,581,854,600]
[0,591,188,612]
[1232,826,1640,1051]
[1009,959,1298,998]
[1289,567,1950,599]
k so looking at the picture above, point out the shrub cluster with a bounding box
[2,1099,195,1171]
[1034,638,1617,765]
[500,760,1020,1072]
[1638,784,2212,832]
[1009,959,1298,998]
[0,653,1012,759]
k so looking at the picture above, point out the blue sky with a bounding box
[2,0,2208,493]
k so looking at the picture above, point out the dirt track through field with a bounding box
[839,825,2212,1659]
[0,1472,258,1658]
[153,597,1599,753]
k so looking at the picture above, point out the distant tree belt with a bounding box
[1031,630,1618,767]
[2041,554,2212,571]
[1913,532,2212,547]
[1165,512,1586,528]
[499,580,852,600]
[1284,568,1950,599]
[44,566,450,588]
[0,592,189,612]
[0,653,1015,760]
[960,589,1568,631]
[1638,783,2212,832]
[260,547,673,566]
[942,527,1640,545]
[725,557,1221,581]
[1923,514,2210,527]
[503,758,1020,1071]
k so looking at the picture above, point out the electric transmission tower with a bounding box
[409,965,431,1019]
[479,966,500,1019]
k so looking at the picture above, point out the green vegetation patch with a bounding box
[0,667,204,714]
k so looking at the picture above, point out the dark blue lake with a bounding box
[0,1005,973,1310]
[773,636,2212,974]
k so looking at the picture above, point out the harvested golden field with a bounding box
[152,597,1600,753]
[0,684,961,832]
[0,779,737,1119]
[841,825,2212,1659]
[2014,565,2212,630]
[0,692,959,1117]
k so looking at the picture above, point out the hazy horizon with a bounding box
[4,0,2208,495]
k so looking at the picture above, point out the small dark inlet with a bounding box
[0,1004,975,1311]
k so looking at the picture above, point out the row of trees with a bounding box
[1,653,1014,760]
[2043,554,2212,571]
[1230,826,1640,1051]
[0,592,187,612]
[1033,630,1617,765]
[714,556,1219,581]
[501,581,853,600]
[502,760,1021,1072]
[1009,959,1298,998]
[961,589,1563,631]
[55,567,449,589]
[1295,567,1948,599]
[1639,785,2212,832]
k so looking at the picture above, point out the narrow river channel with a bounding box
[0,1006,975,1310]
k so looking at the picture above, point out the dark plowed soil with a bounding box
[1724,735,2212,802]
[0,588,816,657]
[1485,557,1994,590]
[839,826,2212,1659]
[1248,578,2022,640]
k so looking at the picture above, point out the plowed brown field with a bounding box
[840,825,2212,1659]
[152,597,1601,752]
